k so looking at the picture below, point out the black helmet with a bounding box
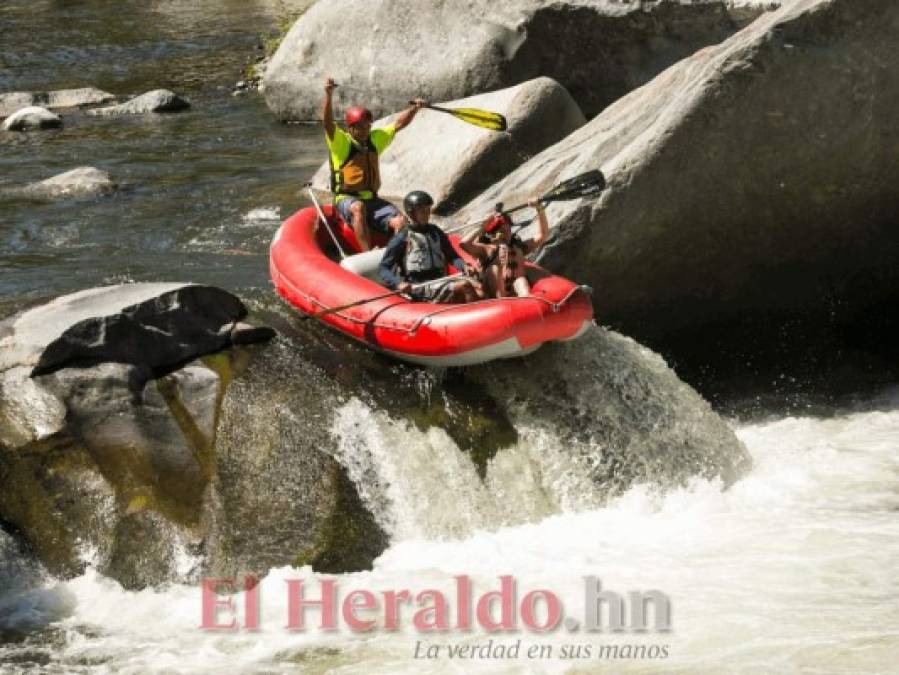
[404,190,434,214]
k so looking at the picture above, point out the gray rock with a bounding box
[203,338,388,580]
[0,282,271,447]
[0,357,224,587]
[264,0,777,121]
[0,284,278,588]
[1,106,61,131]
[470,327,751,495]
[0,87,115,118]
[89,89,190,116]
[457,0,899,369]
[0,366,67,449]
[0,93,36,119]
[311,77,585,211]
[12,166,118,199]
[0,283,253,379]
[725,0,786,26]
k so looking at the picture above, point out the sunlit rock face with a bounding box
[457,0,899,389]
[263,0,771,121]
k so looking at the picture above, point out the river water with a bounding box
[2,398,898,673]
[2,2,898,673]
[0,0,319,319]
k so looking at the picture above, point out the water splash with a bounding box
[2,404,898,672]
[332,398,605,541]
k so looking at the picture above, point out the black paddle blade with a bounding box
[504,169,608,214]
[540,169,606,203]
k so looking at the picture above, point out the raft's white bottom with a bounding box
[380,319,593,367]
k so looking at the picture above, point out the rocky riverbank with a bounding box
[0,284,749,589]
[4,0,896,593]
[264,0,899,403]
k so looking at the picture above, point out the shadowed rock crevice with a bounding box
[508,2,743,117]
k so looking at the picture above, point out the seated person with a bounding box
[378,191,482,303]
[459,197,549,298]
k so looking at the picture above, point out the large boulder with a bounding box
[0,283,252,380]
[0,284,284,588]
[468,327,751,495]
[8,167,118,199]
[264,0,778,121]
[0,285,389,589]
[457,0,899,392]
[89,89,190,116]
[1,106,61,131]
[202,338,389,580]
[0,88,115,118]
[311,77,585,212]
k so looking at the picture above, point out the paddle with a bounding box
[307,273,463,319]
[504,169,606,214]
[332,82,507,131]
[444,169,607,234]
[412,102,507,132]
[304,182,348,259]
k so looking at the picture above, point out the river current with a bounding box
[2,398,898,673]
[2,2,898,673]
[0,0,319,319]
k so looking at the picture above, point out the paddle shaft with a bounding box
[305,184,348,260]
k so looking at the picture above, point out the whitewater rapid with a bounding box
[2,399,898,673]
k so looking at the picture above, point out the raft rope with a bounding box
[286,280,589,334]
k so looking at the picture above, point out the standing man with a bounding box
[322,77,425,251]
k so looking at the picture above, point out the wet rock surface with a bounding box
[0,88,115,118]
[1,107,61,131]
[6,167,117,199]
[88,89,190,116]
[0,285,287,588]
[469,327,752,495]
[0,283,752,588]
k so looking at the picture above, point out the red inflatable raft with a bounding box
[269,205,593,366]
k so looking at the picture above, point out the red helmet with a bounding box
[484,213,512,234]
[345,106,373,126]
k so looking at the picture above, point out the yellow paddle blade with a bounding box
[428,105,507,131]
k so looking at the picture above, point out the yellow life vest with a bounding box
[332,137,381,196]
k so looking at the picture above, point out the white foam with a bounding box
[2,407,898,672]
[242,207,281,226]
